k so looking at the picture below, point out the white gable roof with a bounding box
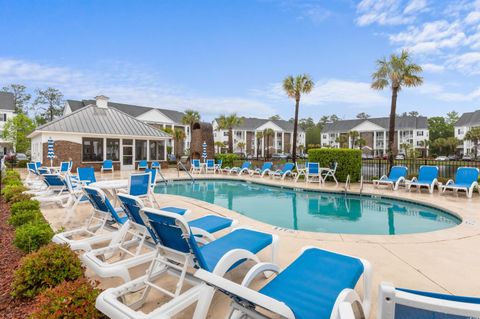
[257,121,283,131]
[136,109,175,124]
[351,120,385,132]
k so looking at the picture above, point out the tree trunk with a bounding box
[388,87,398,171]
[228,128,233,153]
[292,98,300,163]
[256,138,260,160]
[265,136,269,159]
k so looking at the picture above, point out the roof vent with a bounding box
[95,95,109,108]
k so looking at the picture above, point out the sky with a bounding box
[0,0,479,122]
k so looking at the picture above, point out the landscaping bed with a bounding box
[0,197,36,319]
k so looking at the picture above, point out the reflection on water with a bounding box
[155,180,460,235]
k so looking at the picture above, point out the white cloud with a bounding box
[355,0,428,26]
[421,63,445,73]
[465,11,480,24]
[447,52,480,74]
[417,82,480,102]
[0,57,275,118]
[253,79,388,107]
[404,0,428,14]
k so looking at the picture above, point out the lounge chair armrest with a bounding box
[194,269,295,319]
[445,179,454,186]
[212,248,261,276]
[379,175,388,180]
[410,177,418,183]
[338,302,356,319]
[240,262,281,288]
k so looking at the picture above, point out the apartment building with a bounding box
[212,117,305,156]
[455,110,480,156]
[321,116,429,157]
[0,92,15,156]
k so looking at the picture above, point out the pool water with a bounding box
[155,180,461,235]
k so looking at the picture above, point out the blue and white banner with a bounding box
[47,138,55,160]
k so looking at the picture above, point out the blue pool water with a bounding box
[155,180,461,235]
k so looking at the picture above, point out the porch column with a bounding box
[373,132,377,155]
[146,140,150,161]
[348,136,352,149]
[274,132,278,153]
[103,138,107,161]
[281,132,285,152]
[254,131,258,157]
[262,137,265,157]
[164,140,167,160]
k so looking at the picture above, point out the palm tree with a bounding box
[371,50,423,169]
[357,138,366,149]
[418,139,429,158]
[255,131,263,159]
[217,114,243,153]
[283,74,314,163]
[214,141,225,154]
[172,128,186,159]
[335,135,348,148]
[348,131,360,148]
[445,137,460,156]
[181,109,201,131]
[464,127,480,159]
[263,128,274,158]
[237,142,246,155]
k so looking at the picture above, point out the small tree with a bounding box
[348,131,360,148]
[2,114,35,153]
[356,112,370,119]
[269,114,281,120]
[33,88,64,122]
[217,114,243,153]
[263,128,274,158]
[181,109,201,131]
[255,131,263,159]
[418,139,429,158]
[172,129,186,158]
[237,142,246,155]
[335,135,348,148]
[1,84,31,113]
[214,141,225,154]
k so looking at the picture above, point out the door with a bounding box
[122,139,134,170]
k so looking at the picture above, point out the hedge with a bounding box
[308,148,362,182]
[215,153,240,168]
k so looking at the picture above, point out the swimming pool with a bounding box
[155,179,461,235]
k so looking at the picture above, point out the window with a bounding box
[149,140,166,160]
[135,140,147,161]
[223,131,228,137]
[0,113,6,121]
[82,138,103,162]
[458,128,464,135]
[417,131,424,136]
[106,139,120,161]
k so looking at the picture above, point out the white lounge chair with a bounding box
[441,167,479,198]
[196,246,372,319]
[407,165,439,194]
[270,162,295,180]
[191,159,202,174]
[82,193,238,283]
[249,162,273,177]
[227,161,251,176]
[340,282,480,319]
[373,166,408,190]
[96,207,278,319]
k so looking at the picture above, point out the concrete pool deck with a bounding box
[38,168,480,318]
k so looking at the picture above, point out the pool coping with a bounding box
[157,175,480,244]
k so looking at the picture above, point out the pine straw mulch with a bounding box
[0,199,36,319]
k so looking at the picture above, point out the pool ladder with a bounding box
[177,161,195,183]
[344,175,364,195]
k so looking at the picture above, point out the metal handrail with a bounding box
[158,169,168,184]
[177,161,195,182]
[359,175,364,194]
[344,174,351,193]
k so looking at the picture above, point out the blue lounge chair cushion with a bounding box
[200,229,272,272]
[259,248,364,319]
[388,167,407,181]
[455,167,479,185]
[160,206,189,215]
[188,215,233,234]
[447,183,474,189]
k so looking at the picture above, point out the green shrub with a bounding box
[13,221,54,253]
[2,175,22,186]
[5,170,21,179]
[308,148,362,182]
[215,153,240,168]
[11,200,40,216]
[1,185,27,202]
[29,277,106,319]
[11,243,83,299]
[9,210,44,227]
[10,193,33,204]
[16,160,28,168]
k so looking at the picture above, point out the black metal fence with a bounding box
[361,159,480,182]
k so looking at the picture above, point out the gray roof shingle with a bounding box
[322,116,428,132]
[215,117,303,132]
[0,92,15,111]
[455,111,480,127]
[67,99,186,123]
[32,105,170,138]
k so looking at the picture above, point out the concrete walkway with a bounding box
[40,168,480,318]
